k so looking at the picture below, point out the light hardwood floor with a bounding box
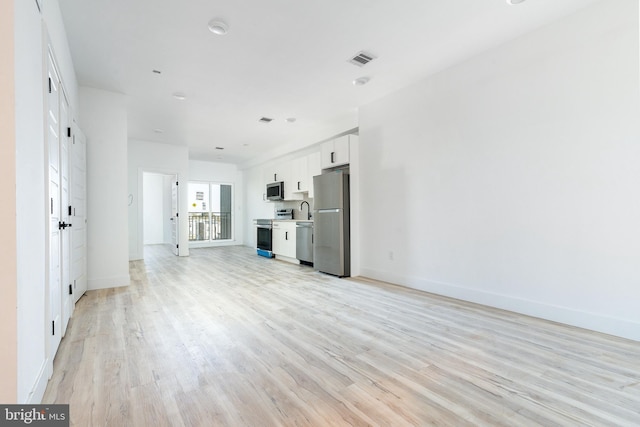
[43,245,640,426]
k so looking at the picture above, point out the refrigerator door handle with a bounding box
[317,209,340,213]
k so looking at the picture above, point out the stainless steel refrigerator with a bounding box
[313,170,350,277]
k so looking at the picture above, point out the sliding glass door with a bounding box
[188,182,233,242]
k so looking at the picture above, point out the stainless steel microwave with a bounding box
[266,181,284,201]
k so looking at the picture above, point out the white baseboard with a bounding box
[129,252,142,261]
[87,274,130,291]
[189,240,239,249]
[359,267,640,342]
[23,360,48,404]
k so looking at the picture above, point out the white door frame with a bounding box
[71,120,87,303]
[171,177,179,255]
[60,86,73,335]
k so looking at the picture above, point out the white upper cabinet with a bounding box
[292,151,321,198]
[261,134,354,202]
[264,163,289,185]
[321,134,355,169]
[307,152,321,198]
[291,156,308,193]
[264,162,302,201]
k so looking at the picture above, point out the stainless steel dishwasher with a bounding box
[296,222,313,266]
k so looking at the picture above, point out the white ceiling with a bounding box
[58,0,599,166]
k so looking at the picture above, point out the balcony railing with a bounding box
[188,212,232,241]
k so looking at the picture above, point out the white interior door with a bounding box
[171,177,179,255]
[71,123,87,302]
[60,90,73,335]
[47,53,62,358]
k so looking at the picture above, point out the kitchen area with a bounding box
[252,133,357,278]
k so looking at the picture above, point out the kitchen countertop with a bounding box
[273,219,313,223]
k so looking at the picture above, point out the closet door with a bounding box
[47,53,62,359]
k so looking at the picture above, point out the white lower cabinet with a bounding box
[272,221,297,261]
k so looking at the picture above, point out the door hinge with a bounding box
[176,181,179,186]
[176,244,179,249]
[67,127,71,138]
[52,320,55,335]
[48,78,52,94]
[68,205,72,216]
[176,212,179,217]
[69,284,73,295]
[50,198,53,214]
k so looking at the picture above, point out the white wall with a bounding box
[128,139,189,260]
[143,173,167,244]
[358,0,640,341]
[81,87,130,290]
[189,160,244,247]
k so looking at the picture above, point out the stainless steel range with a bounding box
[254,209,293,258]
[255,219,274,258]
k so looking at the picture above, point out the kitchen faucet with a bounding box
[300,201,311,220]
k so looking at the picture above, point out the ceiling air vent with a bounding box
[258,117,274,123]
[348,51,376,67]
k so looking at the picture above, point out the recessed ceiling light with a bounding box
[208,19,229,35]
[285,118,296,123]
[153,129,164,133]
[172,92,186,100]
[506,0,526,4]
[352,77,370,86]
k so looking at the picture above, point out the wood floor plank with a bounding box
[42,244,640,426]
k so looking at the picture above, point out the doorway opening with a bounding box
[142,172,179,255]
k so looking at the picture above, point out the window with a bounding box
[188,182,233,241]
